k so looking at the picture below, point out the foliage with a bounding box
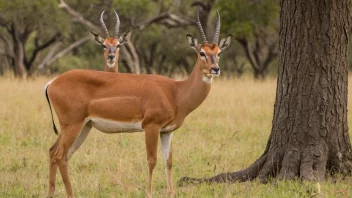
[0,0,281,78]
[215,0,279,39]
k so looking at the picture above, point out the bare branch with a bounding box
[236,37,260,71]
[120,41,141,74]
[26,33,61,69]
[36,36,90,71]
[134,12,195,30]
[36,41,63,71]
[58,0,101,33]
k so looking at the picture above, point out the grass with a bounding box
[0,76,351,198]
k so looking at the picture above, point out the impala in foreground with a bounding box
[45,10,231,198]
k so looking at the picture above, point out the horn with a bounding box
[196,10,207,43]
[114,11,120,37]
[100,10,110,37]
[213,11,220,44]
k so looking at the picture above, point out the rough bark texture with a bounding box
[178,0,352,185]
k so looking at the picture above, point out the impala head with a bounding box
[187,10,232,77]
[89,11,131,69]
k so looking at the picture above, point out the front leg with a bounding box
[144,124,161,198]
[160,132,174,197]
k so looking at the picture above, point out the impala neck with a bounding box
[104,63,118,72]
[177,59,212,116]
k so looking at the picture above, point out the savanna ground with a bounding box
[0,76,351,198]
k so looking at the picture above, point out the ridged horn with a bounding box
[213,11,220,44]
[100,10,110,37]
[196,10,207,43]
[114,11,120,37]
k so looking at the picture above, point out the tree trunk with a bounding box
[178,0,352,185]
[11,24,26,78]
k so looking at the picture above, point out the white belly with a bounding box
[90,117,144,133]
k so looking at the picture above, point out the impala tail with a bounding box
[45,82,59,135]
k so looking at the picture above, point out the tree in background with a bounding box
[0,0,281,78]
[0,0,90,77]
[179,0,352,184]
[216,0,279,79]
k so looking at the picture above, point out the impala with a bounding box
[45,10,231,198]
[89,10,131,72]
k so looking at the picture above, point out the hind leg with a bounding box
[48,134,61,197]
[67,122,92,160]
[50,123,87,198]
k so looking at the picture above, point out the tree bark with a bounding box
[178,0,352,185]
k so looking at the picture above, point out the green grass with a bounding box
[0,76,351,197]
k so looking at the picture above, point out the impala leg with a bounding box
[48,134,61,197]
[144,125,161,198]
[160,132,174,197]
[53,123,85,198]
[67,123,92,160]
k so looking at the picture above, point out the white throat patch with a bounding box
[202,75,213,84]
[107,62,115,68]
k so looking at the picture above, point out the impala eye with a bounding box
[218,52,222,57]
[200,52,206,57]
[102,45,107,49]
[116,44,121,49]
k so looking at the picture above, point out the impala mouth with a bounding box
[209,69,220,76]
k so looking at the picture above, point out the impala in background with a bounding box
[89,11,131,72]
[45,10,231,198]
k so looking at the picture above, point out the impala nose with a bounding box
[108,55,115,60]
[210,67,220,75]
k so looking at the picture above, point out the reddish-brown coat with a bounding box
[47,43,224,198]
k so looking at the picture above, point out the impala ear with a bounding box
[118,31,131,46]
[89,31,105,45]
[186,34,198,51]
[219,34,232,51]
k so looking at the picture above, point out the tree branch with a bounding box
[134,12,195,30]
[236,37,260,71]
[261,41,278,72]
[20,25,33,44]
[0,14,11,32]
[58,0,101,33]
[36,36,90,71]
[26,33,61,69]
[120,41,141,74]
[36,41,63,71]
[0,33,14,58]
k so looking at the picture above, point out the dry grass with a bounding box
[0,76,351,197]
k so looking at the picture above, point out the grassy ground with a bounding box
[0,76,351,198]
